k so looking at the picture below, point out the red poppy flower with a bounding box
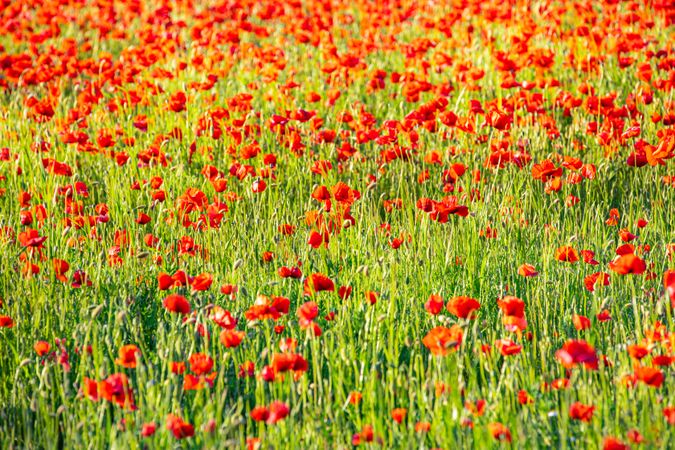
[188,353,213,376]
[665,270,675,308]
[518,263,539,277]
[556,340,598,370]
[634,365,664,387]
[0,315,14,328]
[220,329,245,348]
[391,408,407,424]
[446,296,480,319]
[497,296,527,331]
[171,362,186,375]
[267,401,290,424]
[34,340,51,356]
[424,294,444,315]
[250,406,270,422]
[163,294,191,314]
[303,273,335,295]
[116,344,140,369]
[488,422,512,443]
[422,325,463,356]
[495,339,522,356]
[609,253,646,275]
[569,402,595,422]
[584,272,610,292]
[603,437,629,450]
[166,414,194,439]
[98,373,135,409]
[573,314,591,331]
[556,246,579,263]
[191,272,213,291]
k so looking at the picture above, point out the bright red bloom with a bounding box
[115,344,140,369]
[303,273,335,296]
[98,373,135,409]
[495,339,522,356]
[446,296,480,319]
[556,246,579,263]
[271,352,309,375]
[634,365,664,387]
[664,406,675,426]
[573,314,591,331]
[338,285,352,300]
[267,401,290,424]
[245,295,290,321]
[518,390,533,405]
[250,406,269,422]
[220,329,245,348]
[171,362,186,375]
[188,353,213,376]
[497,296,527,331]
[141,422,157,437]
[609,253,646,275]
[163,294,191,314]
[603,437,629,450]
[34,340,51,356]
[191,272,213,291]
[518,263,538,277]
[422,325,463,356]
[569,402,595,422]
[584,272,610,292]
[0,316,14,328]
[210,306,237,329]
[556,340,598,370]
[665,270,675,308]
[297,301,319,323]
[391,408,407,424]
[166,414,194,439]
[424,294,444,315]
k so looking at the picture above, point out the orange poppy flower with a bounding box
[422,325,463,356]
[34,340,51,356]
[220,329,245,348]
[518,263,538,277]
[634,365,664,387]
[191,272,213,291]
[188,353,213,376]
[573,314,591,331]
[487,422,512,442]
[556,246,579,263]
[391,408,407,424]
[116,344,140,369]
[609,253,646,275]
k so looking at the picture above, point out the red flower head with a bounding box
[422,325,463,356]
[446,296,480,319]
[163,294,191,315]
[115,344,140,369]
[166,414,194,439]
[303,273,335,296]
[556,340,598,370]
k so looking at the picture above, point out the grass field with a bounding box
[0,0,674,448]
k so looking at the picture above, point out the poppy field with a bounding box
[1,0,675,448]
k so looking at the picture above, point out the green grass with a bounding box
[0,0,674,448]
